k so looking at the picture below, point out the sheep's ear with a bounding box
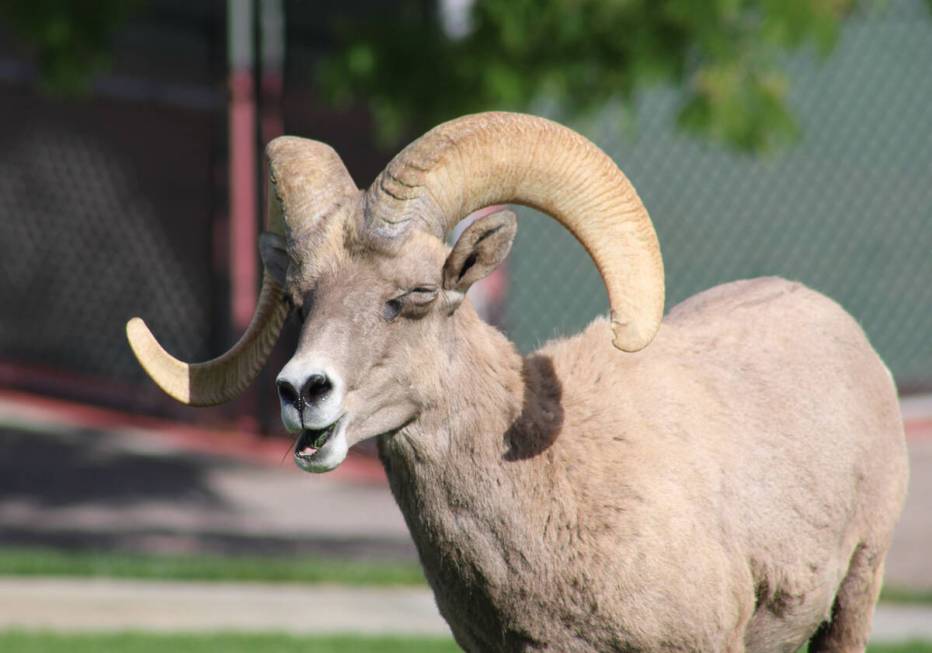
[442,210,517,300]
[259,232,289,287]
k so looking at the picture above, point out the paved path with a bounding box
[886,436,932,589]
[871,603,932,644]
[0,578,448,636]
[0,578,930,644]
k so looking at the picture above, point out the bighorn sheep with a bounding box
[127,112,908,652]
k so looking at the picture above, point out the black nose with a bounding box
[301,373,333,404]
[276,379,300,409]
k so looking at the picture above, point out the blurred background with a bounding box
[0,1,929,651]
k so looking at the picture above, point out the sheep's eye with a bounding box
[383,286,437,321]
[383,298,403,321]
[407,286,439,306]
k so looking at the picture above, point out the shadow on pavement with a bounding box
[0,426,222,509]
[0,423,416,561]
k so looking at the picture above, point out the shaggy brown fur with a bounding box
[375,275,907,653]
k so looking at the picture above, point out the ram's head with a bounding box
[127,112,665,472]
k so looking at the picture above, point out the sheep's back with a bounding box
[655,276,907,543]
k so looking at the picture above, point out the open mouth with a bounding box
[289,414,350,473]
[294,418,341,461]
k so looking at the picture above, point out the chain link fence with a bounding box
[500,1,932,391]
[0,78,220,413]
[0,1,928,424]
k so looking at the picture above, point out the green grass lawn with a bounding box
[0,632,460,653]
[829,645,932,653]
[880,586,932,605]
[0,547,426,586]
[0,632,928,653]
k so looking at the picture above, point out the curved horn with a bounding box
[126,276,288,406]
[126,137,356,406]
[364,112,664,352]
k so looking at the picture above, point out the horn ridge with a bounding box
[365,111,665,352]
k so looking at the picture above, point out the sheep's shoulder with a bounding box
[530,275,899,539]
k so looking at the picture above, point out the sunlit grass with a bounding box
[835,644,932,653]
[0,631,928,653]
[880,586,932,605]
[0,547,426,586]
[0,631,460,653]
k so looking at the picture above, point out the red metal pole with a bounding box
[228,0,257,335]
[254,0,286,435]
[228,0,258,431]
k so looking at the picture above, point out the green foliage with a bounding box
[0,0,140,94]
[4,1,927,152]
[319,0,862,153]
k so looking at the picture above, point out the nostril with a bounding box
[277,380,300,408]
[301,373,333,404]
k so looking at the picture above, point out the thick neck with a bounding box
[379,300,563,537]
[433,305,524,460]
[378,302,569,647]
[387,302,525,467]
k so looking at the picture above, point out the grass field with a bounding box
[0,632,460,652]
[0,547,425,586]
[879,586,932,605]
[0,632,928,652]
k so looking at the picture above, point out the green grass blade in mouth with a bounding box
[312,424,334,449]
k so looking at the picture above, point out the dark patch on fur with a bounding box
[807,597,840,652]
[503,355,564,461]
[754,579,769,613]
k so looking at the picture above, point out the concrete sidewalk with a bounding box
[0,578,448,636]
[0,578,930,644]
